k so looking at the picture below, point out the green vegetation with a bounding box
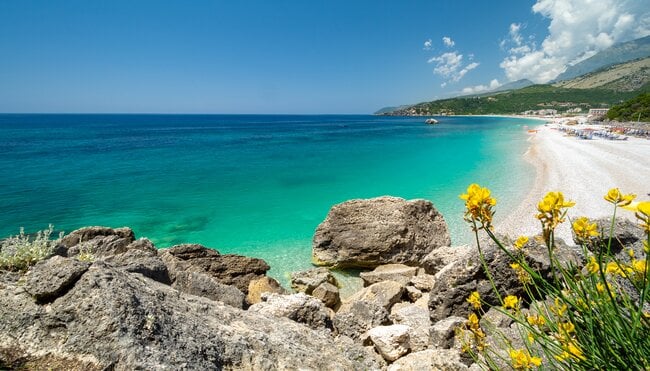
[0,225,62,271]
[389,84,649,116]
[458,184,650,369]
[607,92,650,122]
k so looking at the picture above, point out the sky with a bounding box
[0,0,648,114]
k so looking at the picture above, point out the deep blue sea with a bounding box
[0,114,539,281]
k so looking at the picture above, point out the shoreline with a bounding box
[497,121,650,242]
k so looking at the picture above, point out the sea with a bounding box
[0,114,540,282]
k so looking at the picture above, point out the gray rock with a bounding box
[480,307,514,329]
[421,245,472,275]
[368,324,411,362]
[333,301,390,341]
[104,247,171,285]
[312,282,340,309]
[389,303,431,351]
[313,196,451,268]
[428,236,582,322]
[430,316,466,349]
[405,285,423,301]
[246,276,286,305]
[160,244,270,293]
[24,256,90,303]
[249,293,332,330]
[172,270,245,308]
[590,217,645,256]
[409,271,436,291]
[387,348,473,371]
[290,267,338,294]
[61,226,136,257]
[341,280,405,313]
[359,264,418,286]
[0,261,383,370]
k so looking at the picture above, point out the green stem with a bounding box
[472,220,502,304]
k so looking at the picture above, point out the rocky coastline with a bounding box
[0,196,645,370]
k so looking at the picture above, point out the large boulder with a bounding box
[103,242,171,284]
[589,217,645,256]
[312,196,451,268]
[160,244,270,293]
[0,260,383,370]
[60,226,136,257]
[428,236,582,323]
[248,293,332,330]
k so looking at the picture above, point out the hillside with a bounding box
[553,35,650,82]
[607,92,650,122]
[554,57,650,91]
[381,84,649,116]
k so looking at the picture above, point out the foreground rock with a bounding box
[0,261,382,370]
[428,236,582,322]
[360,264,418,286]
[312,196,451,268]
[249,293,332,330]
[160,244,270,293]
[368,324,411,362]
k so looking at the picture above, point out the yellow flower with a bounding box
[628,248,635,258]
[596,282,615,296]
[604,188,636,206]
[467,312,480,330]
[550,298,567,317]
[644,240,649,254]
[632,259,646,274]
[509,348,542,369]
[503,295,519,310]
[560,322,575,334]
[572,217,599,240]
[635,201,650,232]
[467,291,481,310]
[605,262,625,276]
[460,183,497,229]
[585,256,599,274]
[526,314,546,327]
[510,262,531,284]
[537,191,575,232]
[514,235,529,249]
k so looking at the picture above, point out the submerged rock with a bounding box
[312,196,450,268]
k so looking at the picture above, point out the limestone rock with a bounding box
[0,260,382,370]
[160,244,270,293]
[387,348,473,371]
[389,303,431,351]
[341,280,405,313]
[172,270,245,308]
[430,316,466,349]
[409,270,436,291]
[313,196,451,268]
[368,324,411,362]
[421,245,472,275]
[333,301,390,341]
[290,267,338,294]
[480,307,514,329]
[104,247,171,284]
[428,236,582,322]
[246,276,286,305]
[248,293,332,330]
[311,282,340,308]
[61,226,135,257]
[24,256,90,303]
[359,264,418,286]
[405,285,423,302]
[590,217,645,256]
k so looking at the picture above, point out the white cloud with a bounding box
[500,0,650,83]
[456,62,480,81]
[423,39,432,50]
[442,36,455,47]
[441,82,447,88]
[461,79,502,94]
[429,51,463,77]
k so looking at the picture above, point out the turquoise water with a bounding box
[0,114,538,281]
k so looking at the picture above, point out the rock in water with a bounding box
[312,196,450,268]
[0,261,382,370]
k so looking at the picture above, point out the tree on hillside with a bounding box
[607,92,650,122]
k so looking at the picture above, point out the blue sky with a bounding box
[0,0,648,114]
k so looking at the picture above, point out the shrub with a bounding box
[0,225,63,271]
[456,184,650,370]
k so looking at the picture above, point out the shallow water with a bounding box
[0,114,538,281]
